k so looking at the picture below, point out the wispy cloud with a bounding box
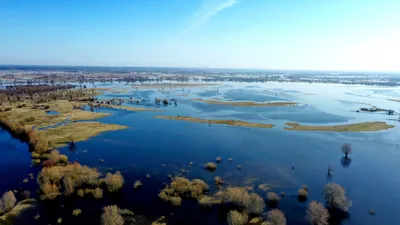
[173,0,239,41]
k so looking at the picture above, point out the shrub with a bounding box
[32,159,41,164]
[42,159,56,167]
[266,209,286,225]
[214,176,224,185]
[57,218,63,224]
[72,209,82,216]
[298,188,308,200]
[306,201,329,225]
[104,171,124,192]
[227,210,248,225]
[59,155,68,163]
[198,195,222,206]
[341,143,352,157]
[119,208,134,216]
[133,180,142,189]
[22,190,31,199]
[31,152,41,158]
[77,189,85,197]
[158,177,208,205]
[101,205,124,225]
[228,158,233,162]
[216,156,222,163]
[323,182,352,212]
[237,165,242,170]
[267,192,280,203]
[204,162,217,171]
[41,183,60,200]
[1,191,17,211]
[219,187,251,209]
[92,188,103,199]
[248,193,265,215]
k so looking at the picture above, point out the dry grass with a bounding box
[227,210,248,225]
[41,122,127,148]
[103,171,124,192]
[198,196,222,206]
[191,98,296,107]
[285,122,394,132]
[306,201,329,225]
[101,205,124,225]
[155,116,274,129]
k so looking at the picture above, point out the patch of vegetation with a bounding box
[323,182,352,212]
[266,209,286,225]
[267,192,280,203]
[133,180,142,189]
[158,177,209,206]
[103,171,124,192]
[191,98,297,107]
[227,210,248,225]
[72,209,82,216]
[101,205,124,225]
[306,201,329,225]
[204,162,217,171]
[285,122,394,132]
[155,116,275,129]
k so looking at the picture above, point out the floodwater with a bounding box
[1,82,400,225]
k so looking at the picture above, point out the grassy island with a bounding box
[41,122,127,148]
[284,122,395,132]
[190,98,297,106]
[155,116,274,129]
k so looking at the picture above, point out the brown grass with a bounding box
[191,98,297,107]
[285,122,394,132]
[155,116,274,129]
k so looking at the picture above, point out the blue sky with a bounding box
[0,0,399,71]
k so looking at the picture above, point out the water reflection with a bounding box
[340,157,352,168]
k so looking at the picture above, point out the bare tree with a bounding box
[306,201,329,225]
[341,143,352,158]
[266,209,286,225]
[323,182,352,212]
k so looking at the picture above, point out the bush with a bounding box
[77,189,85,197]
[42,159,56,167]
[323,182,352,212]
[216,156,222,163]
[101,205,124,225]
[133,180,142,189]
[306,201,329,225]
[92,188,103,199]
[219,187,251,209]
[267,192,281,203]
[1,191,17,211]
[104,171,124,192]
[298,188,308,200]
[248,193,265,215]
[198,195,221,206]
[266,209,286,225]
[158,177,208,206]
[227,210,248,225]
[214,176,224,185]
[41,183,60,200]
[204,162,217,171]
[72,209,82,216]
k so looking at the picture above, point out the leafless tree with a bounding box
[306,201,329,225]
[341,143,352,158]
[323,182,352,212]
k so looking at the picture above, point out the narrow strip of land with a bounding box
[191,98,296,106]
[155,116,274,129]
[284,122,394,132]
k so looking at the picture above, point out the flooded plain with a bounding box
[1,82,400,225]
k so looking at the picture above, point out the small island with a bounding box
[155,116,275,129]
[191,98,297,106]
[284,122,395,132]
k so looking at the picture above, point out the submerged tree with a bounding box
[306,201,329,225]
[341,143,352,158]
[323,182,352,212]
